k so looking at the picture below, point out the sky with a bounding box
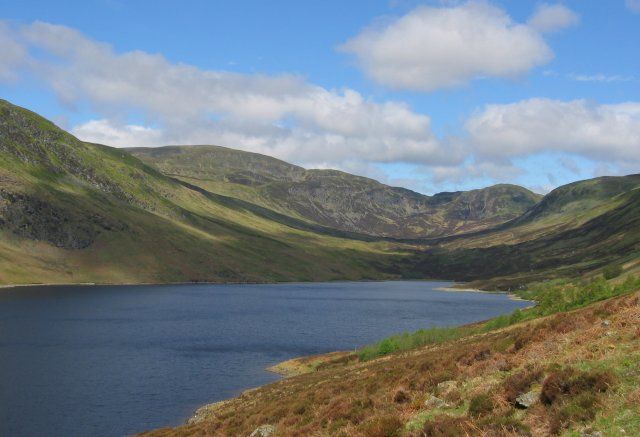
[1,0,639,194]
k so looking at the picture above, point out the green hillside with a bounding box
[402,177,640,288]
[0,99,400,286]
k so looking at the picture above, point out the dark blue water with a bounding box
[0,281,529,436]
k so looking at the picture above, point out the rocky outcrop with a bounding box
[515,390,539,409]
[424,395,448,409]
[0,190,123,249]
[249,424,275,437]
[186,401,231,425]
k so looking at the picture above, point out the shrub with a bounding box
[548,392,601,435]
[478,414,532,436]
[422,415,474,436]
[359,414,403,437]
[540,367,616,434]
[603,264,623,279]
[468,393,495,418]
[541,368,615,405]
[458,348,491,366]
[393,389,410,404]
[502,366,543,405]
[359,327,466,361]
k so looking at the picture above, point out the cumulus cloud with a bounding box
[72,120,164,147]
[528,3,579,33]
[0,23,28,82]
[339,1,576,91]
[1,21,459,168]
[568,73,634,82]
[466,98,640,163]
[1,20,637,192]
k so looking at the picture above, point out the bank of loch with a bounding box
[143,276,640,436]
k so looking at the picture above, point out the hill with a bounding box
[398,175,640,288]
[0,99,400,285]
[128,145,541,239]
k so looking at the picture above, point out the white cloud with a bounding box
[626,0,640,13]
[429,161,522,184]
[544,70,635,83]
[466,98,640,163]
[1,20,638,192]
[567,73,634,82]
[339,1,576,91]
[1,21,458,167]
[0,23,28,82]
[528,3,579,33]
[72,120,164,147]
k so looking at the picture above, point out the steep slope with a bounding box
[129,145,542,238]
[0,99,399,285]
[510,174,640,227]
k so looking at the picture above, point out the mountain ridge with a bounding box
[129,145,542,239]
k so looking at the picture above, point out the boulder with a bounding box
[250,424,276,437]
[436,380,457,395]
[581,429,604,437]
[424,395,448,409]
[515,390,539,409]
[186,400,229,425]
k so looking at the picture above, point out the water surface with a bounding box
[0,281,529,436]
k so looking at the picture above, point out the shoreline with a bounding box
[434,285,531,303]
[0,277,461,291]
[184,284,536,426]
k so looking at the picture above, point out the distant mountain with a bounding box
[403,175,640,288]
[128,145,541,238]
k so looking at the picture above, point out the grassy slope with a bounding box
[129,145,542,239]
[143,278,640,436]
[395,178,640,289]
[0,99,401,285]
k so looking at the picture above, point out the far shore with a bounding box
[435,285,532,303]
[0,277,482,291]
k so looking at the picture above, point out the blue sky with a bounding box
[1,0,639,194]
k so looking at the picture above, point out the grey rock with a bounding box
[250,424,276,437]
[515,390,539,408]
[186,400,229,425]
[602,319,611,327]
[581,429,604,437]
[424,395,448,409]
[436,380,457,395]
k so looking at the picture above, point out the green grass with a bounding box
[359,274,640,361]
